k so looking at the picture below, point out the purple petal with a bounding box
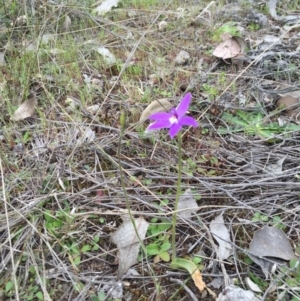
[149,112,173,121]
[146,120,171,131]
[169,123,182,138]
[176,93,192,119]
[179,116,198,127]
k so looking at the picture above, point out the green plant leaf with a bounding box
[74,255,81,265]
[159,251,170,262]
[146,243,160,255]
[81,245,91,253]
[193,256,202,265]
[5,281,13,293]
[160,241,171,252]
[35,291,43,300]
[171,258,206,292]
[290,258,299,269]
[148,220,172,236]
[43,210,54,222]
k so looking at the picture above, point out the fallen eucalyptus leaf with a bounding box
[210,214,233,261]
[111,217,149,279]
[177,189,198,219]
[140,98,172,121]
[11,94,37,121]
[249,226,296,261]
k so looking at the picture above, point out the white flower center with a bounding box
[169,115,178,124]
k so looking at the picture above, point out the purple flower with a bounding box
[146,93,198,138]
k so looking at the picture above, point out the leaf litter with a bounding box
[177,188,198,219]
[111,216,149,279]
[11,94,37,121]
[210,214,233,261]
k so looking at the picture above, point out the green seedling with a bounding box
[153,199,169,212]
[196,154,219,176]
[182,158,197,176]
[145,218,172,262]
[212,22,241,41]
[146,237,171,262]
[271,215,286,230]
[202,84,218,100]
[44,208,75,236]
[252,213,286,230]
[153,87,172,98]
[5,278,43,300]
[251,212,269,223]
[147,218,172,236]
[219,110,300,141]
[248,23,260,30]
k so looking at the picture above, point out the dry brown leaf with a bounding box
[213,36,243,60]
[276,96,299,116]
[139,98,172,121]
[191,269,206,292]
[11,94,37,121]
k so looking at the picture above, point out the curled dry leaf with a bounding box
[139,98,172,121]
[11,94,37,121]
[213,36,245,60]
[111,216,149,279]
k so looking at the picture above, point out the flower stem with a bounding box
[172,132,182,262]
